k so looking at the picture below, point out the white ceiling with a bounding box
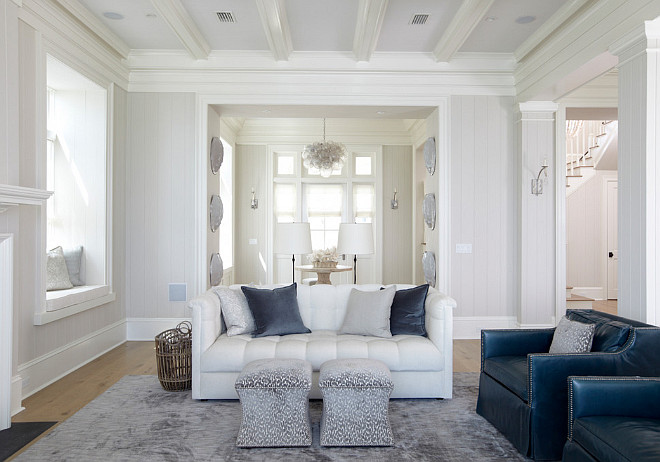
[77,0,570,55]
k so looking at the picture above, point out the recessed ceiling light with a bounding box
[261,109,271,114]
[376,111,386,115]
[146,13,157,19]
[515,15,536,24]
[102,11,124,20]
[484,16,497,22]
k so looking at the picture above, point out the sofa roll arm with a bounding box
[425,290,455,348]
[568,376,660,437]
[187,290,224,354]
[480,329,554,370]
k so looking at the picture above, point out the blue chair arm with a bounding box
[568,376,660,430]
[481,329,554,370]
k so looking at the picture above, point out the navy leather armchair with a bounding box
[476,310,660,461]
[563,376,660,462]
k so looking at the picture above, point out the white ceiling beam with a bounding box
[53,0,130,58]
[515,0,594,62]
[255,0,293,62]
[433,0,495,62]
[149,0,210,60]
[353,0,389,62]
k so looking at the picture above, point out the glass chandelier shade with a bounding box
[302,118,347,178]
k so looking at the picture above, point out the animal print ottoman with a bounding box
[234,359,312,447]
[319,358,394,446]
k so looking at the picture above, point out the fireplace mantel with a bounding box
[0,184,53,213]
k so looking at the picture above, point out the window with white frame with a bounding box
[353,184,374,224]
[41,55,111,319]
[303,184,345,250]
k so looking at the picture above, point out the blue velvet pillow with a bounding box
[240,283,311,338]
[389,284,429,336]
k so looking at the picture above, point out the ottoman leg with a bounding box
[320,386,394,446]
[237,388,312,447]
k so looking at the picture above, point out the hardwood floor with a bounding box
[592,299,617,316]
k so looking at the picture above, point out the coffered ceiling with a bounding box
[76,0,571,62]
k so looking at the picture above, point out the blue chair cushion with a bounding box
[567,311,631,352]
[482,356,528,402]
[573,416,660,462]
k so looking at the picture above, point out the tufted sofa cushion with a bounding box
[201,330,444,373]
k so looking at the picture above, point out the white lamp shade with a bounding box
[274,222,312,255]
[336,223,374,255]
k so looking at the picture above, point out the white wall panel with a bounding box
[382,145,413,285]
[450,96,516,319]
[125,92,196,319]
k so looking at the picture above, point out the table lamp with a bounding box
[336,223,374,284]
[274,222,312,282]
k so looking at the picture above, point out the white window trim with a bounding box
[36,289,116,325]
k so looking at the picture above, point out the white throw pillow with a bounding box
[46,246,73,291]
[549,316,595,353]
[213,287,256,336]
[339,286,396,338]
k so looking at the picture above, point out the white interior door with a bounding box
[607,181,618,299]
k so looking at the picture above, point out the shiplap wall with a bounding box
[566,172,617,297]
[125,93,196,319]
[450,96,516,319]
[233,144,268,285]
[382,145,413,284]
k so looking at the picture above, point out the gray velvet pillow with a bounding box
[241,283,310,338]
[47,246,73,291]
[549,316,595,353]
[339,286,396,338]
[63,246,84,286]
[213,287,255,336]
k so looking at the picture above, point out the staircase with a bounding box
[566,120,617,194]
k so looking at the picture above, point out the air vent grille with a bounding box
[410,14,429,25]
[216,11,235,23]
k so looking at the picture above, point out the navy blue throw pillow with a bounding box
[389,284,429,336]
[240,283,311,338]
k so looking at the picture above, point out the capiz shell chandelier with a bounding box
[302,118,347,178]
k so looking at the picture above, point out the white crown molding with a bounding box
[514,0,594,62]
[0,185,52,212]
[255,0,293,62]
[149,0,210,60]
[515,0,660,102]
[433,0,495,62]
[353,0,388,62]
[52,0,130,58]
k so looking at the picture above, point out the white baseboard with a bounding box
[126,317,192,341]
[17,319,126,399]
[517,321,556,329]
[11,375,24,416]
[571,287,604,300]
[453,316,518,339]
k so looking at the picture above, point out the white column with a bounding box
[610,20,660,324]
[517,102,558,327]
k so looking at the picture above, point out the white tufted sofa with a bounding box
[188,283,456,400]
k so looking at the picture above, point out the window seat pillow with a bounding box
[46,285,109,312]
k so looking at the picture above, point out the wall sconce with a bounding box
[391,189,399,209]
[250,188,258,209]
[531,159,549,196]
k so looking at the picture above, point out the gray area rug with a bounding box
[16,373,526,461]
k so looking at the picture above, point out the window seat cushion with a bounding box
[46,285,109,312]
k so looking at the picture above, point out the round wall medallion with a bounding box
[210,253,224,286]
[423,193,436,230]
[210,194,223,232]
[210,137,223,174]
[422,251,436,287]
[424,137,436,175]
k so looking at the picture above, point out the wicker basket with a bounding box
[313,261,338,268]
[155,321,192,391]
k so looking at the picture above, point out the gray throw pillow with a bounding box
[213,287,255,336]
[63,246,84,286]
[549,316,595,353]
[241,283,311,338]
[339,286,396,338]
[47,246,73,291]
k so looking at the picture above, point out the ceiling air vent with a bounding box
[410,14,429,25]
[216,11,236,23]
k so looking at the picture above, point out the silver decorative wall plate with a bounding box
[422,251,436,287]
[424,137,436,175]
[210,194,223,232]
[210,253,224,286]
[210,137,223,174]
[423,193,436,230]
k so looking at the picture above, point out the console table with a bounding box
[295,265,352,285]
